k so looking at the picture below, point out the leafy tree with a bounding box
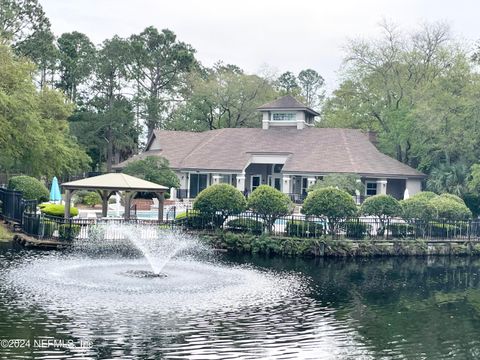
[463,193,480,217]
[193,184,246,225]
[309,173,364,195]
[169,64,277,131]
[361,194,401,235]
[0,0,50,44]
[298,69,325,108]
[467,164,480,194]
[71,36,139,172]
[57,31,96,102]
[8,175,48,201]
[0,45,90,177]
[427,163,469,197]
[125,27,196,134]
[321,21,480,180]
[302,187,358,235]
[14,27,58,87]
[247,185,292,233]
[122,156,179,189]
[276,71,300,95]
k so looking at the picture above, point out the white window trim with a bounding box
[365,180,378,196]
[251,174,262,191]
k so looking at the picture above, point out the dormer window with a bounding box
[272,112,296,121]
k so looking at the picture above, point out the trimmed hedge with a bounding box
[175,210,209,229]
[8,176,49,202]
[286,220,324,238]
[226,218,263,234]
[40,204,79,217]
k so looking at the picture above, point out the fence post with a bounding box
[468,220,471,242]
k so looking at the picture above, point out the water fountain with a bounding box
[0,224,373,358]
[7,223,304,313]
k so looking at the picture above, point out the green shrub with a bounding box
[342,220,370,239]
[286,220,324,238]
[429,196,472,220]
[439,193,465,204]
[302,187,357,235]
[175,210,208,229]
[194,184,246,227]
[247,185,292,233]
[40,204,79,217]
[73,190,102,206]
[361,194,401,220]
[83,192,101,206]
[58,224,81,241]
[401,193,437,222]
[226,218,262,234]
[8,176,49,202]
[308,173,364,195]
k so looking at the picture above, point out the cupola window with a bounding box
[272,112,296,121]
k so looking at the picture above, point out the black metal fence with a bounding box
[3,184,480,243]
[21,213,176,241]
[0,188,37,224]
[176,210,480,241]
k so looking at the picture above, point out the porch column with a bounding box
[376,178,388,195]
[124,191,132,220]
[406,178,422,197]
[64,189,71,218]
[236,174,245,192]
[282,175,291,194]
[212,174,221,185]
[99,190,109,218]
[170,187,177,200]
[156,192,164,222]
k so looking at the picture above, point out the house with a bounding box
[115,95,425,202]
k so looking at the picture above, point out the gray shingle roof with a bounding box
[257,95,320,116]
[115,128,425,178]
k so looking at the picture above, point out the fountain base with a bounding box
[121,270,167,279]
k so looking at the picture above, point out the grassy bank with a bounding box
[0,223,13,242]
[199,231,480,257]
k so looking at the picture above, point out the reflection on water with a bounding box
[1,241,480,359]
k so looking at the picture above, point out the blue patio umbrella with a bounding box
[49,176,62,203]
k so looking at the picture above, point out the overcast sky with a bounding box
[39,0,480,91]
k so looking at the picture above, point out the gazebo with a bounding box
[61,173,169,221]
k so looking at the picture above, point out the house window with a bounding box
[218,175,231,184]
[365,181,377,196]
[272,112,296,121]
[189,173,208,198]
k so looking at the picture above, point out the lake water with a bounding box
[0,241,479,359]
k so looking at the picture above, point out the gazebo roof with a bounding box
[62,173,168,192]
